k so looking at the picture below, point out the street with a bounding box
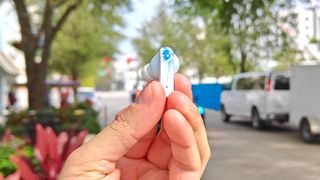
[203,110,320,180]
[96,91,320,180]
[96,91,131,127]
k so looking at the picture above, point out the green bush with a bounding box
[0,145,16,176]
[5,102,100,137]
[0,125,4,137]
[310,37,318,44]
[0,138,36,177]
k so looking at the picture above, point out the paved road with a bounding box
[95,91,320,180]
[203,110,320,180]
[95,91,131,127]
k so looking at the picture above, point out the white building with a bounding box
[294,4,320,60]
[111,56,141,91]
[0,0,28,118]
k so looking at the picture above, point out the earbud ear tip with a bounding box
[174,54,180,73]
[141,64,153,81]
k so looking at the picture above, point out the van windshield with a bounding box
[274,75,290,90]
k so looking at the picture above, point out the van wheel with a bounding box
[220,105,230,123]
[300,119,315,143]
[251,108,264,129]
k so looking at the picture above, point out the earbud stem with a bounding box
[140,47,179,97]
[160,47,175,96]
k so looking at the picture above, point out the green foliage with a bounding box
[5,103,100,135]
[56,103,101,134]
[0,125,4,136]
[310,37,318,44]
[50,0,128,84]
[0,145,16,176]
[133,5,234,82]
[0,138,36,177]
[13,0,130,109]
[175,0,304,72]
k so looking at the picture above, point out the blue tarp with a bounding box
[192,83,223,111]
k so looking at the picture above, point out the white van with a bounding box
[220,71,290,129]
[290,65,320,142]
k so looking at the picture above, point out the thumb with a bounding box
[84,81,166,162]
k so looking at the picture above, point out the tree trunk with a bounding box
[13,0,82,110]
[27,69,47,110]
[240,49,247,73]
[198,72,204,84]
[70,68,79,102]
[26,43,51,110]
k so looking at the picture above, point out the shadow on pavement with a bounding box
[224,120,320,144]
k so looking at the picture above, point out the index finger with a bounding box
[174,74,193,100]
[145,74,193,169]
[167,91,211,174]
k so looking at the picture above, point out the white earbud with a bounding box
[141,47,180,96]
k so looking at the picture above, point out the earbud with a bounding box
[141,47,180,96]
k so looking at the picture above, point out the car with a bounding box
[77,87,101,111]
[130,80,146,102]
[220,71,290,129]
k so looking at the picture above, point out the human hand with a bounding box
[59,74,211,180]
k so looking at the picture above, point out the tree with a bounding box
[176,0,303,73]
[133,5,233,82]
[12,0,129,110]
[50,0,124,89]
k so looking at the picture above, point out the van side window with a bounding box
[236,76,265,90]
[274,75,290,90]
[252,76,266,90]
[236,78,252,90]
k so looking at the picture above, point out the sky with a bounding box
[117,0,161,60]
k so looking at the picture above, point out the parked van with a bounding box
[220,71,290,129]
[290,65,320,142]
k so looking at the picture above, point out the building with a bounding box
[111,56,141,91]
[294,4,320,60]
[0,53,20,117]
[0,0,27,120]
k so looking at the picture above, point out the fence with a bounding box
[192,83,223,111]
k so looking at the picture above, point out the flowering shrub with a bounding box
[2,124,88,179]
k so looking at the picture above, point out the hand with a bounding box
[59,74,211,180]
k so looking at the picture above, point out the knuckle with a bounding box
[111,104,138,131]
[108,105,140,147]
[113,110,129,128]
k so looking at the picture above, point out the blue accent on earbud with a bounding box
[162,47,173,62]
[197,106,205,115]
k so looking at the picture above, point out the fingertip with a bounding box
[137,81,165,105]
[167,91,204,131]
[167,91,190,109]
[174,74,193,100]
[163,109,193,147]
[163,109,184,130]
[150,81,166,98]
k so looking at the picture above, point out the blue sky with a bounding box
[118,0,161,59]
